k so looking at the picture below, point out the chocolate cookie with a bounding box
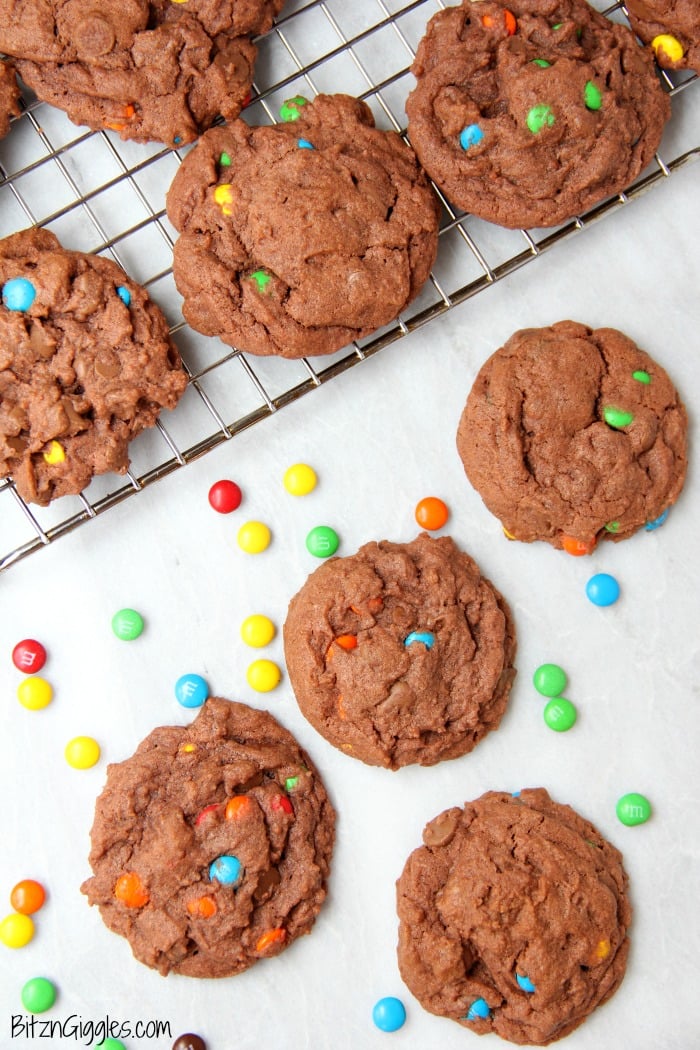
[627,0,700,71]
[81,697,335,978]
[0,59,20,139]
[456,321,688,553]
[0,227,188,505]
[405,0,671,229]
[283,533,516,769]
[165,93,441,358]
[396,788,631,1045]
[0,0,284,146]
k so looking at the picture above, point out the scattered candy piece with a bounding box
[543,697,577,732]
[186,896,217,918]
[12,639,47,674]
[645,508,670,531]
[414,496,449,530]
[586,573,620,607]
[195,804,220,825]
[213,183,234,216]
[333,634,357,652]
[404,631,435,649]
[237,520,272,554]
[246,659,281,692]
[219,151,232,166]
[208,479,242,513]
[533,663,567,697]
[595,938,611,960]
[503,526,516,540]
[172,1035,207,1050]
[297,138,315,149]
[285,775,299,791]
[279,96,307,122]
[532,57,551,67]
[21,976,56,1014]
[603,406,634,429]
[467,997,491,1021]
[604,521,619,533]
[93,1040,126,1050]
[250,269,272,292]
[271,794,294,816]
[209,855,243,885]
[225,796,252,820]
[632,369,651,384]
[114,872,150,908]
[283,462,317,495]
[616,792,652,826]
[175,673,209,708]
[17,676,53,710]
[372,996,406,1032]
[10,879,46,915]
[240,614,276,648]
[583,81,602,110]
[526,104,555,133]
[116,285,131,307]
[64,736,101,769]
[111,607,144,640]
[306,525,339,558]
[503,9,517,33]
[42,440,65,464]
[561,534,595,556]
[516,973,536,993]
[0,911,35,948]
[459,123,484,150]
[2,276,36,311]
[255,926,285,952]
[652,33,684,63]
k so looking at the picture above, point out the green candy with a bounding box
[533,663,567,698]
[306,525,339,559]
[543,697,577,732]
[526,104,555,134]
[94,1041,127,1050]
[604,521,620,533]
[21,977,57,1014]
[532,58,552,67]
[616,792,652,826]
[219,151,232,166]
[111,608,144,641]
[633,369,651,384]
[250,270,272,292]
[285,775,300,792]
[279,96,308,122]
[583,81,602,110]
[603,406,634,429]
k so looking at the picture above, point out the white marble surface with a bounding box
[2,19,700,1050]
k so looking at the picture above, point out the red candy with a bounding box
[12,639,47,674]
[195,804,220,825]
[208,480,242,514]
[271,795,294,815]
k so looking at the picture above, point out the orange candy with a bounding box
[415,496,449,531]
[334,634,357,651]
[10,879,46,915]
[255,927,286,953]
[114,872,149,908]
[482,10,516,33]
[225,796,252,820]
[187,896,217,918]
[561,535,596,556]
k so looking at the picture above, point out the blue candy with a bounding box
[404,631,435,649]
[466,998,491,1021]
[585,573,620,607]
[645,507,670,531]
[516,973,536,993]
[175,673,209,708]
[2,277,36,312]
[116,285,131,307]
[297,138,315,150]
[372,997,406,1032]
[209,855,243,885]
[459,124,484,150]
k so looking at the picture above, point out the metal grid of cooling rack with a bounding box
[0,0,698,571]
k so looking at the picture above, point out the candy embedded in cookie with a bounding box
[81,697,335,977]
[626,0,699,71]
[165,94,441,358]
[456,321,688,552]
[283,532,517,769]
[0,228,188,506]
[396,789,632,1045]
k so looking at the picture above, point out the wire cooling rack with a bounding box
[0,0,697,571]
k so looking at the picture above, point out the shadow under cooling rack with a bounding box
[0,0,698,571]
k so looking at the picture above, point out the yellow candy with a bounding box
[503,526,516,541]
[237,521,271,554]
[213,183,234,216]
[17,676,53,711]
[42,440,65,465]
[652,34,684,63]
[246,659,281,693]
[0,912,35,948]
[283,462,317,496]
[595,939,611,960]
[241,614,276,648]
[65,735,101,769]
[180,743,196,754]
